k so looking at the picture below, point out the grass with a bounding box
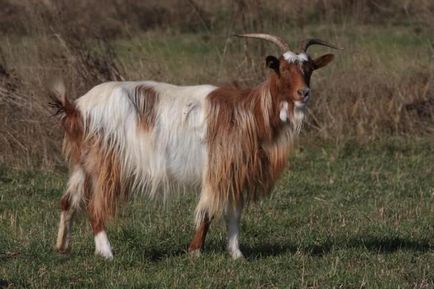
[1,2,433,287]
[1,139,433,288]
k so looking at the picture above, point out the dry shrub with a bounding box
[308,61,434,142]
[0,3,127,167]
[2,0,434,37]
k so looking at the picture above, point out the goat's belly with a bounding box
[146,88,209,189]
[162,124,207,186]
[124,119,207,195]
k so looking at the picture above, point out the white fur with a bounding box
[279,101,289,122]
[56,211,72,251]
[55,166,85,251]
[283,51,308,63]
[292,101,306,133]
[294,100,305,109]
[66,167,85,208]
[225,206,243,259]
[76,81,217,200]
[95,231,113,259]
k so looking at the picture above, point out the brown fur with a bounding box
[60,193,71,211]
[203,55,316,217]
[82,136,128,226]
[277,58,309,103]
[129,85,159,131]
[54,85,132,236]
[51,92,84,165]
[57,194,73,252]
[188,214,212,252]
[205,78,293,216]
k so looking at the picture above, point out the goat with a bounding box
[52,33,339,259]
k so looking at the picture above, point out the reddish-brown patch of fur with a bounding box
[129,85,159,131]
[60,194,71,211]
[51,93,84,165]
[82,136,128,228]
[88,200,106,234]
[270,57,311,112]
[57,193,73,251]
[53,89,129,235]
[206,77,292,214]
[277,58,308,104]
[80,171,109,235]
[188,214,212,252]
[205,55,312,215]
[265,135,292,181]
[58,102,128,234]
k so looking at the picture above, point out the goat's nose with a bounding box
[297,88,311,102]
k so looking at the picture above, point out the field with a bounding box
[1,1,434,288]
[1,140,433,288]
[1,1,433,167]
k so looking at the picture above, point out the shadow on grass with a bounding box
[242,236,433,260]
[347,236,433,253]
[111,235,432,262]
[0,280,12,289]
[42,235,432,262]
[143,247,186,261]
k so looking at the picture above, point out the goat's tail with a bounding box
[49,80,72,117]
[49,79,84,164]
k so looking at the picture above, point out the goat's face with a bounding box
[266,52,334,114]
[233,33,339,124]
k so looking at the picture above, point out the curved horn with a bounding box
[300,38,342,52]
[234,33,290,52]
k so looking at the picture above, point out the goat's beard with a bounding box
[291,105,305,134]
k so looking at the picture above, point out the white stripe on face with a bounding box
[283,51,308,63]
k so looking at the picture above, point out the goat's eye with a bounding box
[303,65,313,74]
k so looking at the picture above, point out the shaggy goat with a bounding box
[52,33,339,259]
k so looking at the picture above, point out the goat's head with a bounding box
[235,33,340,122]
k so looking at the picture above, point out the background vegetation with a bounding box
[0,0,433,168]
[0,1,433,288]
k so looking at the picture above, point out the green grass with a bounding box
[1,140,434,288]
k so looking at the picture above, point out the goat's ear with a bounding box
[266,55,280,74]
[313,54,334,70]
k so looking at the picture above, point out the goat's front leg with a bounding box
[225,205,244,259]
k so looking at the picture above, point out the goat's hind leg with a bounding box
[87,200,113,260]
[56,193,74,252]
[56,168,85,253]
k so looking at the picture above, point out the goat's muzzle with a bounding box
[297,88,311,104]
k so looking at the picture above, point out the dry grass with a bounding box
[0,0,433,168]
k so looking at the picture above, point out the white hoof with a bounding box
[189,249,202,258]
[229,249,244,260]
[94,231,113,260]
[95,247,113,260]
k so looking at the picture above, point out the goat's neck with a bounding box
[243,76,285,142]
